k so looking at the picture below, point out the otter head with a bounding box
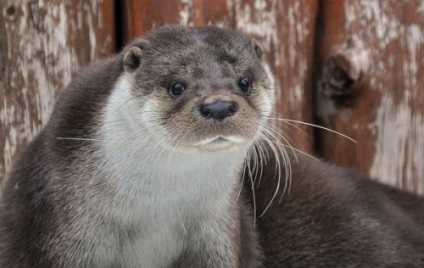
[121,26,275,153]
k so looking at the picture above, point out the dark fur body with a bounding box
[1,25,424,267]
[250,152,424,267]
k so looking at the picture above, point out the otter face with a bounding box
[122,26,275,152]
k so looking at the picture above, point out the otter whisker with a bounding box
[261,126,293,198]
[246,158,257,228]
[176,207,187,234]
[251,139,269,188]
[258,137,282,217]
[114,96,141,111]
[263,124,298,163]
[276,120,311,141]
[259,120,299,209]
[234,156,247,209]
[253,139,267,186]
[252,142,261,184]
[272,141,319,162]
[256,130,288,218]
[266,117,356,143]
[56,137,104,142]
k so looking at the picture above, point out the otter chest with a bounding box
[118,218,185,267]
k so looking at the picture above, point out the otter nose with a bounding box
[199,101,238,121]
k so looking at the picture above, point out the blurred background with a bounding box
[1,0,423,194]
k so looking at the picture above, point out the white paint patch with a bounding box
[284,1,311,108]
[419,1,424,13]
[179,0,193,26]
[233,0,278,54]
[370,94,424,193]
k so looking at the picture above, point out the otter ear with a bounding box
[252,39,263,59]
[123,47,143,72]
[123,40,150,72]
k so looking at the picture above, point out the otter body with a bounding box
[1,25,424,267]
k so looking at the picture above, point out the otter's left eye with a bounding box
[169,82,185,96]
[238,77,250,94]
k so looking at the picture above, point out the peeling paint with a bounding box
[343,1,424,192]
[232,0,316,153]
[1,0,114,181]
[233,0,314,115]
[233,0,278,54]
[179,0,193,26]
[370,94,424,193]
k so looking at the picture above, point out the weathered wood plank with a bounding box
[316,0,424,193]
[122,0,234,41]
[233,0,318,153]
[0,0,115,183]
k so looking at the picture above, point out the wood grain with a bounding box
[316,0,424,193]
[0,0,115,183]
[122,0,234,41]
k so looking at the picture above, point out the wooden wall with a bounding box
[0,0,115,182]
[1,0,424,194]
[316,0,424,193]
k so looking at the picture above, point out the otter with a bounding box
[0,25,269,267]
[1,25,424,267]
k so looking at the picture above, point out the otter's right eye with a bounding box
[238,77,251,94]
[169,82,185,96]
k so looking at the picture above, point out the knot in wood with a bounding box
[321,48,369,99]
[5,4,18,22]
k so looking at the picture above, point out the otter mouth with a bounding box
[190,135,247,151]
[211,136,229,143]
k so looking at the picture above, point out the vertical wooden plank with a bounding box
[122,0,234,42]
[123,0,318,152]
[316,0,424,193]
[234,0,318,153]
[0,0,115,183]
